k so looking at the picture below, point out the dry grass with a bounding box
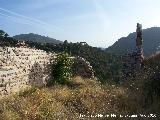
[0,76,159,120]
[0,76,128,120]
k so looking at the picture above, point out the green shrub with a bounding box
[50,53,74,85]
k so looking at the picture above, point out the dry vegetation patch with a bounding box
[0,76,159,120]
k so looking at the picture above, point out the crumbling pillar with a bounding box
[136,23,144,69]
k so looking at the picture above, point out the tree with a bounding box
[64,40,68,45]
[50,53,74,85]
[63,40,68,52]
[0,30,5,38]
[4,33,9,38]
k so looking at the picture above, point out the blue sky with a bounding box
[0,0,160,48]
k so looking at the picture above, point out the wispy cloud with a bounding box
[0,12,35,26]
[20,0,67,11]
[0,7,63,32]
[54,13,96,22]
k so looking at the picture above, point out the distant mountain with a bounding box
[106,27,160,57]
[13,33,63,44]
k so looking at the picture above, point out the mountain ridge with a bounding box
[106,27,160,57]
[13,33,63,44]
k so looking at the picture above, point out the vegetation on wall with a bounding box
[35,40,122,83]
[50,53,74,85]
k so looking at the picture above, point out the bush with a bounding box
[51,53,74,85]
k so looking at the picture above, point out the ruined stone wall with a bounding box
[73,56,95,79]
[0,47,55,97]
[0,47,95,97]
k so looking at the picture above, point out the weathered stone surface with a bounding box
[0,46,95,98]
[122,23,144,80]
[0,47,54,97]
[73,56,95,79]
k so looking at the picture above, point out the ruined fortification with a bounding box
[0,45,95,97]
[122,23,144,79]
[73,56,95,79]
[0,47,55,97]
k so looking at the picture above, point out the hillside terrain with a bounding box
[106,27,160,57]
[0,53,160,119]
[13,33,62,44]
[0,29,160,119]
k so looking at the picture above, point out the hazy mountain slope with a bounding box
[106,27,160,57]
[13,33,63,44]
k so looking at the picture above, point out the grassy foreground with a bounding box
[0,76,159,120]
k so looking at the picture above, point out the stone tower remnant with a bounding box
[136,23,143,47]
[122,23,144,79]
[135,23,144,68]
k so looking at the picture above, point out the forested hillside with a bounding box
[106,27,160,57]
[13,33,62,44]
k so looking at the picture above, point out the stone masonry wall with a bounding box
[0,47,95,98]
[73,56,95,79]
[0,47,55,97]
